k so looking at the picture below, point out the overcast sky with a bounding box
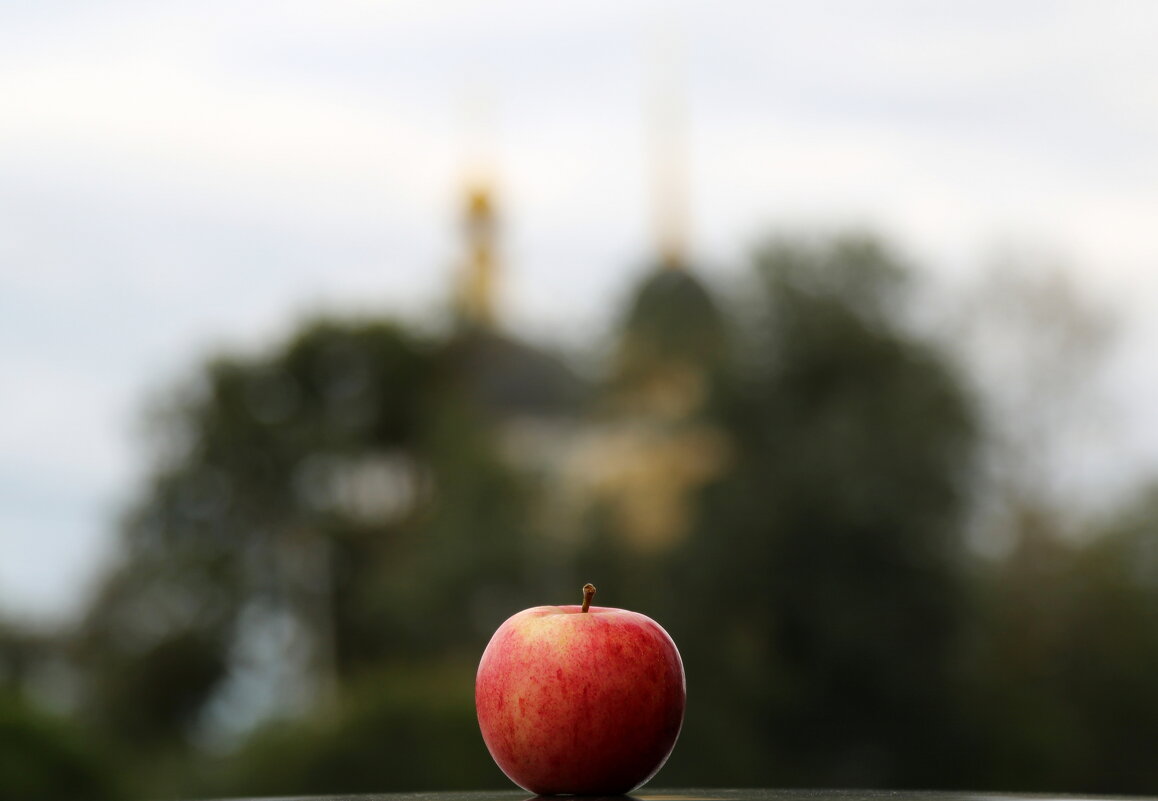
[4,0,1158,624]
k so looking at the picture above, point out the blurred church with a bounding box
[444,152,730,555]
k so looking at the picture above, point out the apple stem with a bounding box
[581,583,596,613]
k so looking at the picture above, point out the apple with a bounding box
[476,584,685,795]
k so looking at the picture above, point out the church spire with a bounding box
[456,179,499,329]
[454,83,502,329]
[647,18,690,270]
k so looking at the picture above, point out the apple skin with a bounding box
[475,601,685,795]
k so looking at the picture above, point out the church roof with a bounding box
[438,327,588,421]
[620,265,726,366]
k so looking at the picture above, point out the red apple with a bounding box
[476,584,685,795]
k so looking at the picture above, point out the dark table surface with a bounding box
[211,789,1149,801]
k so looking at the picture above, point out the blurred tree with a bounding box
[928,258,1147,794]
[944,261,1118,552]
[61,226,1156,799]
[557,236,980,788]
[212,661,505,797]
[0,618,50,692]
[72,316,566,779]
[961,484,1158,794]
[0,689,123,801]
[663,234,980,787]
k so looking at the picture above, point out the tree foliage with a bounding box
[651,235,979,786]
[9,232,1157,800]
[72,318,548,765]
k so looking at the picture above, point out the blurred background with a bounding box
[4,2,1158,799]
